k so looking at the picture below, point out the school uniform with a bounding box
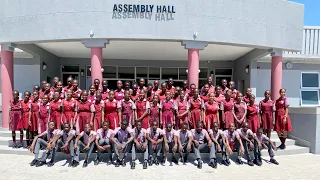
[191,129,216,162]
[132,128,148,162]
[40,91,53,100]
[157,92,166,102]
[63,86,73,92]
[118,99,136,129]
[166,86,175,95]
[149,103,160,126]
[220,98,234,129]
[61,98,76,124]
[214,94,225,128]
[18,100,31,130]
[159,99,175,129]
[236,128,254,161]
[188,98,202,129]
[55,129,76,163]
[208,129,224,153]
[253,133,275,161]
[246,103,260,133]
[101,89,110,100]
[200,85,215,94]
[174,129,193,161]
[200,93,209,103]
[9,100,21,131]
[95,128,113,162]
[88,94,96,102]
[274,97,292,135]
[92,100,104,131]
[130,93,140,102]
[233,101,247,129]
[115,89,125,101]
[39,102,50,133]
[105,99,119,130]
[135,99,150,129]
[222,130,241,161]
[243,96,250,104]
[138,86,147,94]
[259,99,275,130]
[203,101,220,131]
[162,129,178,161]
[29,100,41,132]
[75,100,94,134]
[230,89,239,99]
[71,88,82,101]
[50,99,62,129]
[74,130,97,163]
[173,99,188,129]
[112,127,133,161]
[147,127,163,161]
[146,91,155,102]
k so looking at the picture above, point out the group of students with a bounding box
[8,76,292,168]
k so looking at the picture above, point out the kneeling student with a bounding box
[51,123,76,167]
[110,119,134,167]
[254,128,279,166]
[191,121,214,169]
[146,120,163,166]
[208,122,226,168]
[131,120,148,169]
[29,121,60,167]
[95,121,113,165]
[162,122,178,164]
[236,122,255,166]
[74,124,97,167]
[175,122,193,163]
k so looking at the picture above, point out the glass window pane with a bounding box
[302,73,319,88]
[62,66,79,72]
[199,68,209,79]
[87,66,91,76]
[136,67,148,78]
[301,91,319,105]
[162,68,178,79]
[149,67,160,79]
[199,80,207,89]
[118,67,134,79]
[179,68,188,80]
[215,76,232,87]
[215,69,233,76]
[102,66,117,78]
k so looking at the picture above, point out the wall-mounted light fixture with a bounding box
[245,65,249,74]
[80,69,84,77]
[42,62,47,71]
[186,69,201,73]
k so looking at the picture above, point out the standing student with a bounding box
[51,123,76,167]
[71,80,82,101]
[135,90,150,129]
[115,80,125,101]
[92,92,104,131]
[236,122,255,166]
[118,90,136,129]
[208,122,225,167]
[110,119,134,167]
[56,81,65,99]
[149,94,160,126]
[191,122,214,169]
[40,83,53,100]
[182,80,189,94]
[39,80,47,98]
[162,122,178,164]
[222,123,245,166]
[50,77,60,92]
[172,86,181,100]
[159,91,175,128]
[184,83,196,101]
[158,82,167,101]
[215,86,225,127]
[93,79,101,92]
[174,90,188,130]
[246,94,260,133]
[221,89,234,130]
[259,90,275,138]
[101,80,110,100]
[146,83,155,102]
[228,81,239,99]
[63,77,74,92]
[200,84,210,103]
[61,89,77,128]
[31,85,40,102]
[88,85,96,102]
[167,78,175,95]
[201,77,215,94]
[94,121,113,166]
[274,88,292,150]
[124,81,133,94]
[9,90,22,148]
[74,124,96,167]
[152,80,160,94]
[18,91,31,148]
[29,91,41,144]
[233,93,247,129]
[138,78,147,93]
[220,79,228,95]
[174,122,193,163]
[146,120,163,166]
[50,91,62,129]
[243,88,252,104]
[29,121,60,167]
[202,92,220,131]
[38,95,51,133]
[253,128,279,166]
[131,120,148,169]
[130,83,140,102]
[188,89,202,129]
[104,91,120,130]
[76,91,94,134]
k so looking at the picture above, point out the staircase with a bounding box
[0,128,310,157]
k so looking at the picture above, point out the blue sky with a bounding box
[290,0,320,26]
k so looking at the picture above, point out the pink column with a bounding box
[271,56,282,101]
[1,50,14,128]
[188,49,200,88]
[91,47,103,88]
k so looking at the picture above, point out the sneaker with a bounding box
[222,160,229,166]
[154,157,159,166]
[115,159,121,167]
[68,160,74,167]
[35,161,46,167]
[121,159,126,167]
[172,157,179,165]
[253,159,262,166]
[197,160,202,169]
[83,161,88,168]
[236,158,243,165]
[131,161,136,169]
[143,161,148,169]
[226,159,231,165]
[30,159,38,166]
[17,144,23,148]
[47,161,54,167]
[270,158,279,165]
[72,161,79,167]
[148,159,153,166]
[12,143,17,149]
[106,160,112,165]
[247,160,254,166]
[94,159,100,166]
[162,156,166,165]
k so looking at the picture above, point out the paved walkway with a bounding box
[0,153,318,180]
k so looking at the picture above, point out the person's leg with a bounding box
[131,143,137,169]
[35,139,49,166]
[154,143,162,165]
[195,143,207,169]
[265,141,279,165]
[105,139,112,164]
[120,141,132,167]
[12,131,17,148]
[74,140,85,166]
[193,143,201,161]
[30,139,44,166]
[95,139,105,164]
[113,139,121,167]
[253,140,262,166]
[235,140,243,164]
[182,142,190,163]
[83,142,94,167]
[148,141,154,165]
[19,130,24,148]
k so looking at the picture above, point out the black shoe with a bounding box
[236,158,243,165]
[47,161,54,167]
[154,157,159,166]
[68,160,74,167]
[131,161,135,169]
[161,156,166,165]
[209,160,217,168]
[17,144,23,148]
[172,157,179,165]
[148,159,153,166]
[143,161,148,169]
[94,159,100,166]
[12,143,17,149]
[72,161,79,167]
[35,161,46,167]
[197,160,202,169]
[270,158,279,165]
[121,159,126,167]
[254,159,262,166]
[83,161,88,168]
[182,155,188,163]
[106,160,112,165]
[226,159,231,165]
[222,160,229,166]
[30,159,38,166]
[247,160,254,166]
[115,159,121,167]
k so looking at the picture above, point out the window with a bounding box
[300,72,320,106]
[118,67,134,79]
[215,68,233,76]
[301,72,319,88]
[301,90,319,106]
[179,68,188,80]
[162,68,178,79]
[149,67,160,79]
[103,66,117,78]
[199,68,209,79]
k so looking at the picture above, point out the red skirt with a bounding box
[17,112,29,130]
[106,112,119,130]
[274,111,292,132]
[261,112,273,130]
[29,112,39,132]
[61,111,75,124]
[190,109,201,129]
[10,111,21,131]
[93,112,102,131]
[223,110,234,129]
[76,112,91,133]
[247,115,259,133]
[162,111,174,129]
[205,114,218,131]
[51,111,61,129]
[39,117,49,133]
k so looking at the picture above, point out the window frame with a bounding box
[300,89,320,106]
[300,72,320,89]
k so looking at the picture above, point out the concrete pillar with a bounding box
[270,50,283,101]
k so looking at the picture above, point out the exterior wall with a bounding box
[0,0,304,51]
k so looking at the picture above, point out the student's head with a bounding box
[124,90,130,100]
[181,122,188,133]
[102,80,108,90]
[264,90,271,100]
[63,123,71,133]
[203,84,209,93]
[89,85,96,94]
[213,122,219,132]
[116,80,123,89]
[242,122,249,132]
[57,81,63,91]
[66,89,73,99]
[108,90,115,100]
[48,121,55,130]
[183,80,188,89]
[256,128,263,136]
[124,81,131,90]
[53,91,60,101]
[147,83,153,92]
[215,86,222,95]
[139,78,145,87]
[95,92,102,101]
[102,121,109,131]
[279,88,286,98]
[153,94,159,103]
[13,90,19,100]
[228,123,235,132]
[236,92,243,103]
[179,90,185,101]
[132,83,138,92]
[161,82,167,92]
[221,79,227,88]
[32,91,39,100]
[85,123,92,133]
[135,120,142,130]
[44,83,51,92]
[41,80,47,89]
[207,77,213,85]
[42,95,49,104]
[139,90,145,100]
[53,77,59,84]
[249,94,256,104]
[121,119,129,130]
[168,78,173,86]
[196,121,203,133]
[246,88,252,96]
[153,80,159,89]
[193,89,199,98]
[94,79,100,88]
[174,86,181,97]
[166,122,173,132]
[165,91,171,100]
[72,80,79,89]
[228,81,235,90]
[67,77,73,86]
[225,89,232,99]
[33,85,40,92]
[189,83,196,93]
[24,91,31,100]
[151,120,159,130]
[209,92,215,102]
[81,90,89,101]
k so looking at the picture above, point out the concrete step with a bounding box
[260,145,310,156]
[271,138,295,147]
[0,131,26,137]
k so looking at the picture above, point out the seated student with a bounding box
[29,121,60,167]
[74,124,97,168]
[146,120,163,166]
[110,119,134,167]
[51,123,76,167]
[208,122,226,168]
[94,121,113,166]
[174,122,193,163]
[236,122,255,166]
[162,122,178,164]
[222,123,245,166]
[254,128,279,166]
[131,120,148,169]
[191,121,214,169]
